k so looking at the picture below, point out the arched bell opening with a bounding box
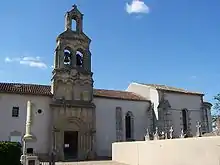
[71,18,77,31]
[76,50,84,67]
[63,47,72,66]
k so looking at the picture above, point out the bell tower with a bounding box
[51,5,93,103]
[50,6,96,161]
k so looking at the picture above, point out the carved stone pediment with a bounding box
[67,117,76,123]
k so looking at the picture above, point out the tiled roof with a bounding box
[94,89,147,101]
[140,83,203,95]
[0,83,52,96]
[0,82,147,101]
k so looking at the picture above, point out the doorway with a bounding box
[182,109,188,133]
[64,131,78,160]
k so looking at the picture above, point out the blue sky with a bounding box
[0,0,220,104]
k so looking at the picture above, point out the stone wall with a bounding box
[112,136,220,165]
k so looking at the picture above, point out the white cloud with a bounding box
[126,0,150,14]
[191,76,197,79]
[5,57,12,62]
[4,56,47,69]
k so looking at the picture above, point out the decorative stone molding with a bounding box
[157,95,172,133]
[201,102,212,133]
[146,103,154,133]
[52,107,96,160]
[115,107,123,142]
[50,5,95,161]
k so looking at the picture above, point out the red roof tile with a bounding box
[0,82,147,101]
[94,89,147,101]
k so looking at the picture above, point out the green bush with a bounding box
[0,141,22,165]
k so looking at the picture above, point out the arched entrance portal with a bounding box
[54,116,93,161]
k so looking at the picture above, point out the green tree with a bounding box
[0,141,22,165]
[212,94,220,128]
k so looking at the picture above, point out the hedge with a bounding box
[0,141,22,165]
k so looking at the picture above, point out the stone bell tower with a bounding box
[52,4,93,102]
[50,5,96,161]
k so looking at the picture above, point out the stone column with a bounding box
[55,130,64,161]
[78,132,85,160]
[164,109,172,133]
[76,17,83,33]
[54,51,58,69]
[158,108,165,133]
[200,107,206,132]
[65,12,71,31]
[187,111,192,136]
[83,50,91,72]
[71,49,76,67]
[58,48,64,68]
[146,104,154,135]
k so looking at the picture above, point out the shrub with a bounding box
[0,141,22,165]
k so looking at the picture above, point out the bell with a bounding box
[64,51,71,63]
[64,55,70,63]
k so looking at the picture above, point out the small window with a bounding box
[12,107,19,117]
[10,135,21,143]
[37,109,42,114]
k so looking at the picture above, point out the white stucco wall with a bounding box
[0,92,151,158]
[0,88,206,158]
[94,97,150,157]
[127,83,206,136]
[164,92,203,136]
[0,93,51,154]
[165,92,202,110]
[127,83,159,119]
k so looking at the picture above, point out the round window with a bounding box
[37,109,42,114]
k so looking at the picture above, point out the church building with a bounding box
[0,5,212,161]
